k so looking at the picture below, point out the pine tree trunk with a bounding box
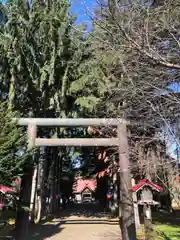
[48,148,55,214]
[57,149,61,210]
[36,146,47,223]
[14,120,37,239]
[52,147,58,213]
[14,162,33,239]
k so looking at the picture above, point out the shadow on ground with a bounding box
[138,208,180,227]
[152,209,180,226]
[156,230,180,240]
[27,223,63,240]
[52,219,119,224]
[53,203,113,219]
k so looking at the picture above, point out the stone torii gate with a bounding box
[17,118,136,240]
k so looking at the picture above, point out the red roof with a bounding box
[73,178,97,193]
[131,179,163,192]
[0,185,16,194]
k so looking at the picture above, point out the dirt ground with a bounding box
[44,222,120,240]
[27,203,120,240]
[1,203,180,239]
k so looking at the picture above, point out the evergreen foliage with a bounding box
[0,0,99,118]
[0,102,31,185]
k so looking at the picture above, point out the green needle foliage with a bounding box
[0,0,100,119]
[0,102,30,186]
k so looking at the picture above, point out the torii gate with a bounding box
[17,118,136,240]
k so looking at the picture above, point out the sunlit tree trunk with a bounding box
[30,165,38,223]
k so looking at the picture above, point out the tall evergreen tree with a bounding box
[0,0,99,237]
[0,102,31,185]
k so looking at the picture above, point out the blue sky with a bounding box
[71,0,96,31]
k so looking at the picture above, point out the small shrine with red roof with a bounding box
[73,176,97,203]
[132,179,164,235]
[132,179,163,205]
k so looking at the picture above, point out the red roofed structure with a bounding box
[0,185,17,210]
[131,179,163,192]
[73,177,97,203]
[73,178,97,193]
[0,185,16,194]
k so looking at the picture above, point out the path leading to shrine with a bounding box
[45,222,120,240]
[27,217,120,240]
[27,203,120,239]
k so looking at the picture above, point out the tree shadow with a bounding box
[137,207,180,227]
[54,203,113,220]
[152,209,180,226]
[26,222,64,240]
[137,209,180,240]
[52,219,119,225]
[0,222,64,240]
[156,230,180,240]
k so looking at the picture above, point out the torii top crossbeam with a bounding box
[15,118,128,147]
[17,118,127,127]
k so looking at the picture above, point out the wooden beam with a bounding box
[35,138,120,147]
[16,118,127,126]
